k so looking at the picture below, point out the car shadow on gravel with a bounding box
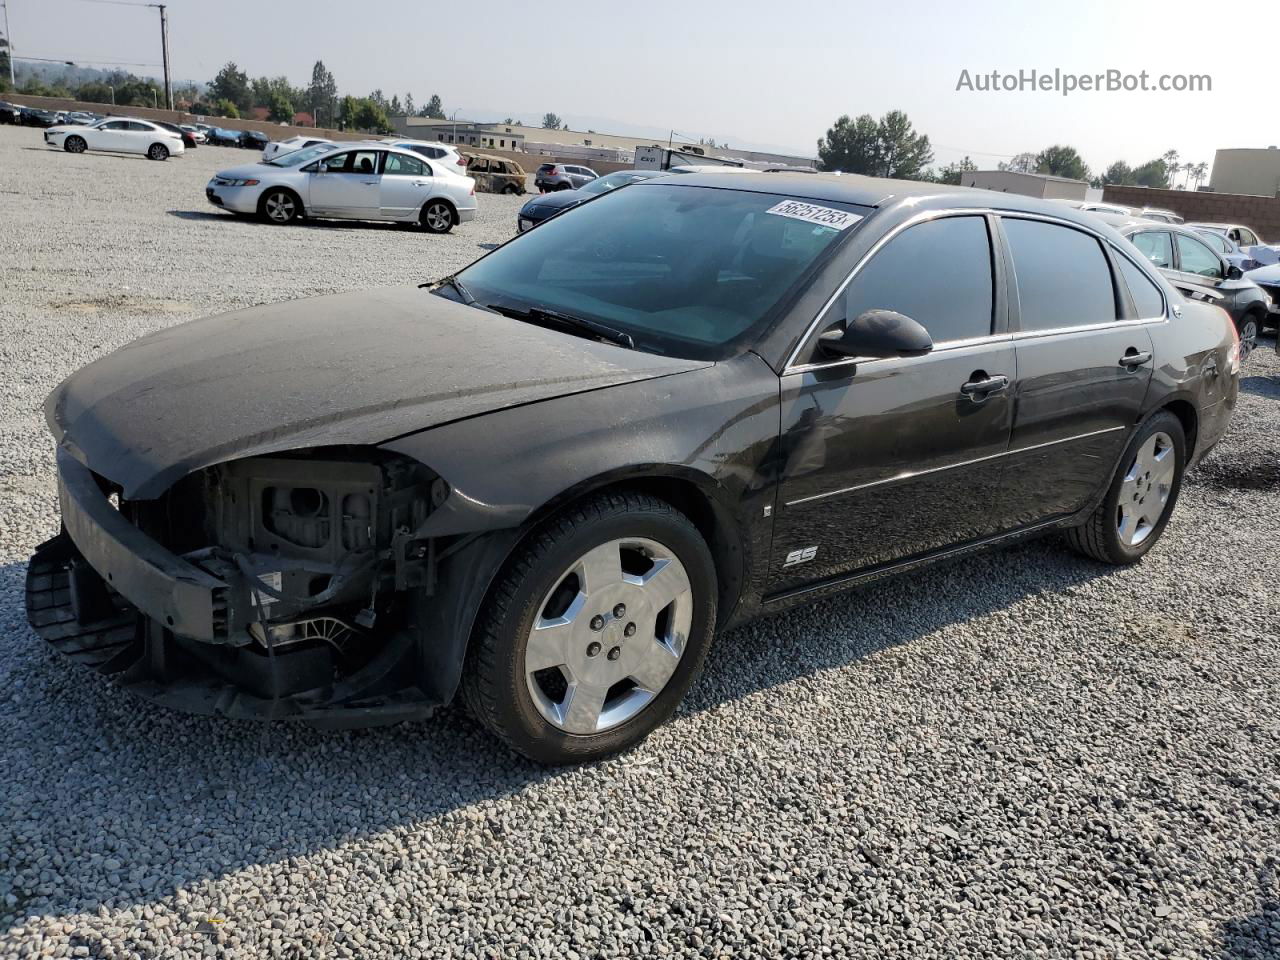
[164,210,422,233]
[1240,375,1280,400]
[0,534,1110,928]
[1216,860,1279,960]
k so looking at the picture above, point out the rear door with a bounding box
[308,150,381,218]
[124,121,157,154]
[770,213,1017,592]
[379,151,431,219]
[90,120,130,151]
[995,216,1157,524]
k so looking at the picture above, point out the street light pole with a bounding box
[451,108,459,144]
[2,0,15,90]
[155,3,171,110]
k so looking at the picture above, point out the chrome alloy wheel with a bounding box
[264,191,296,223]
[1239,316,1258,360]
[1117,431,1175,547]
[524,538,693,735]
[424,202,452,231]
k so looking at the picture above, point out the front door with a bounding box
[771,214,1016,593]
[379,151,432,219]
[995,216,1156,524]
[308,149,382,218]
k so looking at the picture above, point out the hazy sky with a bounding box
[9,0,1241,175]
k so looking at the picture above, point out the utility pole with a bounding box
[2,0,15,90]
[156,4,172,110]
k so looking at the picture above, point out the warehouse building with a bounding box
[1209,147,1280,197]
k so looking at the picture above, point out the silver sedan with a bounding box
[205,142,478,233]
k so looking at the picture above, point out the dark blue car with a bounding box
[517,169,668,233]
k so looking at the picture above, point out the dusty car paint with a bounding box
[27,174,1239,728]
[462,153,527,194]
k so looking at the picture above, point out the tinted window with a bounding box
[1004,218,1116,331]
[1129,230,1173,269]
[1115,254,1165,318]
[350,151,379,174]
[384,153,426,176]
[456,185,864,361]
[1175,234,1223,278]
[837,216,993,344]
[1239,227,1259,245]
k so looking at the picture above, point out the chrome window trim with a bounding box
[784,207,1171,375]
[784,425,1126,508]
[785,332,1013,377]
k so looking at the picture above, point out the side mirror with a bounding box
[1226,263,1243,280]
[820,309,934,360]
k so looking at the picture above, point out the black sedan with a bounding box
[517,169,667,232]
[238,129,270,150]
[27,175,1239,764]
[154,120,198,150]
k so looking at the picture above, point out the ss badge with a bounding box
[782,546,818,568]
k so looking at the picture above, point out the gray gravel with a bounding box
[1,123,1278,959]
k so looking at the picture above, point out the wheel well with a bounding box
[257,186,303,215]
[1160,399,1198,455]
[504,476,746,628]
[149,141,168,153]
[421,197,458,223]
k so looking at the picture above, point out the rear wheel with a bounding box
[556,183,573,191]
[421,199,455,234]
[1065,411,1185,565]
[502,183,520,195]
[64,135,86,154]
[462,492,717,764]
[259,188,301,224]
[1238,311,1262,359]
[146,143,169,161]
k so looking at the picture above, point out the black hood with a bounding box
[47,286,705,498]
[522,191,587,216]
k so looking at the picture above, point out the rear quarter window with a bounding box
[1114,254,1166,319]
[1003,218,1116,332]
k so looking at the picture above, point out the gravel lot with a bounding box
[1,123,1278,959]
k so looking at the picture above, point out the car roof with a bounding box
[1187,222,1235,230]
[639,171,1140,225]
[387,138,456,147]
[1092,212,1221,241]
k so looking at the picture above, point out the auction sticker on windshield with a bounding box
[766,200,863,231]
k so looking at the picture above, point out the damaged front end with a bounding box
[27,447,451,727]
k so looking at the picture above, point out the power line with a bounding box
[71,0,158,7]
[18,54,162,66]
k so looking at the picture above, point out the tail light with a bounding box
[470,184,475,196]
[547,166,559,176]
[456,156,466,166]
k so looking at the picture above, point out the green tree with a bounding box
[340,96,391,134]
[404,92,415,116]
[208,62,251,112]
[816,114,881,173]
[75,81,114,104]
[307,60,337,125]
[1034,144,1090,182]
[998,152,1038,173]
[876,110,933,179]
[933,155,977,185]
[388,94,403,115]
[542,112,563,129]
[0,32,11,93]
[1100,160,1135,186]
[215,98,240,119]
[267,89,294,123]
[1189,161,1209,190]
[417,94,444,119]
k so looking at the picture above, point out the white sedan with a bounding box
[44,117,185,161]
[205,142,477,233]
[261,134,333,161]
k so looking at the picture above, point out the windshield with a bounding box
[265,143,336,167]
[580,171,660,196]
[456,183,868,360]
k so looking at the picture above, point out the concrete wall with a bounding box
[1101,185,1280,243]
[961,170,1088,200]
[5,94,371,142]
[1209,148,1280,198]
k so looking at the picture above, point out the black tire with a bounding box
[146,143,169,161]
[420,199,455,234]
[64,136,86,154]
[1238,311,1262,359]
[461,491,718,765]
[556,183,573,191]
[1065,410,1186,565]
[502,183,519,195]
[258,188,301,224]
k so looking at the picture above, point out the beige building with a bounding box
[960,170,1088,201]
[1209,148,1280,197]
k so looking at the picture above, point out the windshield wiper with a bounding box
[422,273,477,305]
[486,303,635,349]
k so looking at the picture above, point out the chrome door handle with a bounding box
[1119,350,1152,368]
[960,374,1009,399]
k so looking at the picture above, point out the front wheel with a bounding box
[146,143,169,161]
[462,492,718,764]
[1065,411,1185,565]
[259,188,300,224]
[64,136,87,154]
[420,200,455,234]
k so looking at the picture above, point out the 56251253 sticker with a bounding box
[765,200,863,231]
